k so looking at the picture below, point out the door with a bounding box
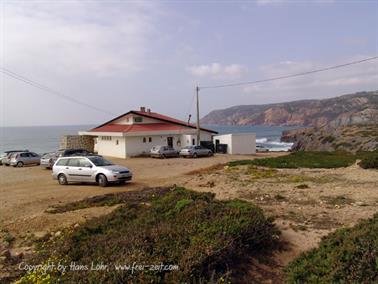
[167,137,173,148]
[78,158,96,182]
[65,158,81,181]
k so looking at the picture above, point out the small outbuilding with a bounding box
[213,133,256,155]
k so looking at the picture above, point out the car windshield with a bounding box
[88,156,114,166]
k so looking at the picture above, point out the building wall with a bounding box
[86,131,215,158]
[95,136,126,158]
[60,135,94,152]
[213,133,256,155]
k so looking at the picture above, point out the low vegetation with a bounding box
[229,151,378,169]
[358,154,378,169]
[285,212,378,283]
[20,187,279,283]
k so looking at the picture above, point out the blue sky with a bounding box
[1,0,377,126]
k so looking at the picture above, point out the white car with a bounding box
[52,156,132,187]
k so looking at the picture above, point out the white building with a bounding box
[79,107,218,158]
[213,133,256,155]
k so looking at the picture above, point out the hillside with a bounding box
[201,91,378,127]
[282,124,378,152]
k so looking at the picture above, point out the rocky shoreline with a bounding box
[281,124,378,152]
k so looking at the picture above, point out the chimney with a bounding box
[147,108,151,113]
[140,106,146,112]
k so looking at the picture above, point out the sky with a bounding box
[1,0,378,127]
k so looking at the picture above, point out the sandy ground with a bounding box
[1,152,377,282]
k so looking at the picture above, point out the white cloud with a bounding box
[256,0,334,6]
[3,1,160,77]
[187,63,247,78]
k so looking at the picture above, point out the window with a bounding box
[134,117,143,123]
[67,158,80,167]
[143,137,146,143]
[148,137,152,143]
[79,158,92,168]
[101,136,112,141]
[56,159,69,166]
[116,140,119,145]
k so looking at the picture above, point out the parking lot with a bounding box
[0,153,278,238]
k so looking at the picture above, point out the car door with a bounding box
[78,158,96,182]
[29,152,40,164]
[65,158,81,181]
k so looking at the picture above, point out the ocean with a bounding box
[0,124,298,154]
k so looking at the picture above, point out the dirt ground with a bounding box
[1,152,377,282]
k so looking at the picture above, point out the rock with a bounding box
[355,201,367,206]
[54,231,62,237]
[74,223,80,228]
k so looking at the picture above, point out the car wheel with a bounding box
[97,174,108,187]
[208,151,212,156]
[16,161,24,167]
[58,174,68,185]
[162,154,167,159]
[193,153,198,158]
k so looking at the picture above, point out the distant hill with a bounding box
[201,91,378,127]
[282,124,378,152]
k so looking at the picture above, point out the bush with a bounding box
[229,151,357,169]
[285,213,378,283]
[19,187,279,283]
[358,154,378,169]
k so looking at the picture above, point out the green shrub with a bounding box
[285,213,378,283]
[358,154,378,169]
[21,187,279,283]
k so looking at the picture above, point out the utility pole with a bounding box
[196,85,200,145]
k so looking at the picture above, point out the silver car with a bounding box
[1,150,28,166]
[10,152,41,167]
[150,145,179,158]
[52,155,132,187]
[179,146,213,158]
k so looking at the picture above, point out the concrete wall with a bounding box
[91,131,215,158]
[213,133,256,155]
[60,135,94,152]
[95,136,126,158]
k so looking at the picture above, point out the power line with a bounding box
[200,56,378,89]
[0,68,116,116]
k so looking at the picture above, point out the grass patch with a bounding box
[285,212,378,283]
[246,165,278,179]
[229,151,358,169]
[21,187,280,283]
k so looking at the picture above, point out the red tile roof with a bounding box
[91,123,188,133]
[90,110,218,134]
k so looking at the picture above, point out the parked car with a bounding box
[10,151,41,167]
[179,146,213,158]
[1,150,29,166]
[52,155,132,187]
[150,145,179,158]
[256,145,269,153]
[40,152,62,169]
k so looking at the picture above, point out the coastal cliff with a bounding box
[201,91,378,127]
[281,124,378,152]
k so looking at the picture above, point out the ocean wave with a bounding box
[256,138,268,143]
